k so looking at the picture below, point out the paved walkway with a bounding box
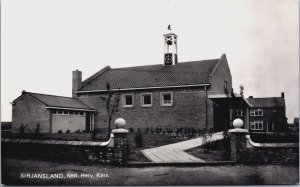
[141,132,224,163]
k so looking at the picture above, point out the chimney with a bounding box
[72,70,82,98]
[281,92,284,98]
[249,96,253,98]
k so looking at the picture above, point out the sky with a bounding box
[1,0,299,122]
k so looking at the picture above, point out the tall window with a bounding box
[250,121,263,130]
[250,109,263,116]
[234,109,243,117]
[141,93,152,107]
[123,94,134,107]
[160,92,173,106]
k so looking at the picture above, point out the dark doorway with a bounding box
[213,102,229,132]
[85,112,91,131]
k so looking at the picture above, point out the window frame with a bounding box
[234,109,243,117]
[141,93,153,107]
[250,121,263,130]
[122,94,134,108]
[160,92,173,106]
[250,108,263,116]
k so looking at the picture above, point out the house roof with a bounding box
[14,91,95,111]
[246,97,285,108]
[79,56,224,91]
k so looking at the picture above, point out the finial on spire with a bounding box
[167,24,171,30]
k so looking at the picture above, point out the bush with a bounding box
[135,133,143,147]
[129,127,134,133]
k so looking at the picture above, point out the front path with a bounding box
[141,132,224,163]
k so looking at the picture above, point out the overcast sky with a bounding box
[2,0,299,122]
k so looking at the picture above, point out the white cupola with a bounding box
[163,25,178,66]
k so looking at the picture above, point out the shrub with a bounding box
[129,127,134,133]
[135,133,143,147]
[66,129,70,133]
[58,130,63,134]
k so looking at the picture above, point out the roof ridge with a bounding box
[80,66,111,88]
[179,58,220,64]
[111,58,220,70]
[25,91,73,99]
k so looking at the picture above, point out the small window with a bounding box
[57,110,63,114]
[250,121,263,130]
[141,93,152,107]
[234,109,243,117]
[250,109,263,116]
[69,111,74,115]
[52,109,57,114]
[123,94,134,107]
[79,111,84,115]
[63,110,68,115]
[224,80,228,89]
[161,92,173,106]
[74,111,79,115]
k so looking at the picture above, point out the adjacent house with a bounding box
[245,93,287,132]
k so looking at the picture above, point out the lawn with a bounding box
[185,139,231,161]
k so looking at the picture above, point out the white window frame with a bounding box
[160,92,173,106]
[141,93,153,107]
[250,121,263,130]
[123,94,134,108]
[250,108,263,116]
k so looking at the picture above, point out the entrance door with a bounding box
[85,112,91,132]
[213,103,229,132]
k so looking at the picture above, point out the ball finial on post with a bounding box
[115,118,126,129]
[233,118,244,129]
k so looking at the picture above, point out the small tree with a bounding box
[102,83,120,138]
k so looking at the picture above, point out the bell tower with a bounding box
[163,25,178,66]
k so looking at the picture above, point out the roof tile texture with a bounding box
[79,59,220,91]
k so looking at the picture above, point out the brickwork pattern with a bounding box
[78,88,215,131]
[12,94,50,133]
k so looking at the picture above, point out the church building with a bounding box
[11,28,255,134]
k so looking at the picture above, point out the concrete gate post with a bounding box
[112,118,129,164]
[228,118,248,163]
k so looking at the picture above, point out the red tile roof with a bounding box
[246,97,285,108]
[79,59,221,91]
[16,91,95,110]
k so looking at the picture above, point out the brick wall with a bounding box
[2,129,129,165]
[230,131,299,164]
[209,54,232,94]
[12,94,51,133]
[78,87,215,132]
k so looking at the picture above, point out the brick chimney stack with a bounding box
[281,92,284,98]
[72,70,82,98]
